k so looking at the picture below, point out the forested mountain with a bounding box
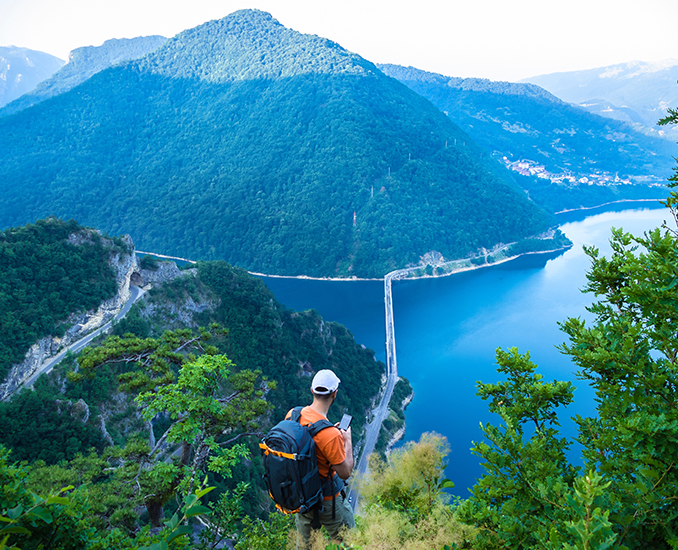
[0,36,167,117]
[0,46,64,107]
[521,60,678,140]
[380,64,673,212]
[0,9,553,278]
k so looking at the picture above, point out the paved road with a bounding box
[349,269,408,511]
[349,261,456,511]
[21,286,145,390]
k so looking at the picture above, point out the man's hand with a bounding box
[334,426,354,480]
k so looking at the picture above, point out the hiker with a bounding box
[287,369,355,548]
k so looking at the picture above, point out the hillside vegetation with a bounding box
[0,218,121,381]
[0,10,552,278]
[0,36,167,117]
[0,220,385,545]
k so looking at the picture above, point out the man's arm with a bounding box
[333,426,354,480]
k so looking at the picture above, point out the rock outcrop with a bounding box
[136,265,219,329]
[0,233,138,400]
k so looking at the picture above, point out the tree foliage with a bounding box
[0,445,218,550]
[67,328,272,528]
[0,384,105,464]
[349,433,474,550]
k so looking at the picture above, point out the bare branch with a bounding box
[218,432,262,446]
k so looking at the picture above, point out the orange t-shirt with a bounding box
[286,406,345,498]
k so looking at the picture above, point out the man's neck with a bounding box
[309,398,331,418]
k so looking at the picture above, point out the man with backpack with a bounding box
[260,369,355,548]
[288,369,355,547]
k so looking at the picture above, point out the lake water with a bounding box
[260,200,673,496]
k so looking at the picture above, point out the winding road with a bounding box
[20,286,145,391]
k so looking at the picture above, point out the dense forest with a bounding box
[0,218,121,381]
[0,10,552,278]
[380,64,672,212]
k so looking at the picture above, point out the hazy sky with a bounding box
[1,0,677,82]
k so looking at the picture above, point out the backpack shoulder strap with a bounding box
[307,418,335,437]
[289,407,336,437]
[289,406,304,423]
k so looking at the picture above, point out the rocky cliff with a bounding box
[0,233,138,400]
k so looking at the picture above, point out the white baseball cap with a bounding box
[311,370,341,395]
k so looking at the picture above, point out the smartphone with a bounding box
[338,414,352,431]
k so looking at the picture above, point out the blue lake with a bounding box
[260,200,672,496]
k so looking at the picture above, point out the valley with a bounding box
[1,6,677,548]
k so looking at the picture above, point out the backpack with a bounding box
[259,406,335,515]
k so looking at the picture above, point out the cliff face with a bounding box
[0,234,138,400]
[136,264,220,329]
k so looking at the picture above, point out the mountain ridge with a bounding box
[521,60,678,140]
[133,9,376,82]
[0,36,167,117]
[380,64,565,103]
[380,62,673,212]
[0,46,64,108]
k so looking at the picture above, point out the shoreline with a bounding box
[248,271,383,282]
[253,243,573,284]
[396,244,573,282]
[145,199,663,283]
[554,198,665,215]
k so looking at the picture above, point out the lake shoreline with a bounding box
[554,197,664,214]
[252,244,573,284]
[255,199,667,283]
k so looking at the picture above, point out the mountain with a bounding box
[0,10,553,278]
[379,64,674,212]
[521,60,678,140]
[0,36,167,117]
[0,47,64,107]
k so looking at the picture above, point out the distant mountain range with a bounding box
[0,10,553,278]
[0,47,64,107]
[521,60,678,141]
[379,64,673,212]
[0,36,167,117]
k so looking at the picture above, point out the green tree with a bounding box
[70,327,272,528]
[456,348,579,548]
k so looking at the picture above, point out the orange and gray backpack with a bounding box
[259,406,334,515]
